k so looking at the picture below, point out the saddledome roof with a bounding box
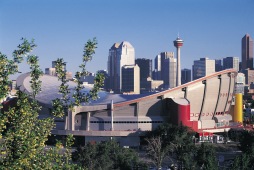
[16,73,150,107]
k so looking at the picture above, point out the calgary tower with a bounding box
[173,35,184,86]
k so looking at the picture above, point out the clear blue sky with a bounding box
[1,0,254,78]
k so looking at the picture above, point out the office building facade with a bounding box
[192,58,215,80]
[161,52,176,89]
[242,34,253,70]
[153,54,161,80]
[122,65,140,94]
[215,59,223,72]
[242,69,254,85]
[181,68,191,84]
[223,57,239,72]
[108,41,135,93]
[135,58,152,81]
[45,68,56,76]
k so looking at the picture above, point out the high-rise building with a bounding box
[140,77,164,93]
[107,43,119,92]
[122,65,140,94]
[181,68,191,84]
[107,41,135,93]
[223,56,239,72]
[173,36,184,86]
[242,34,253,70]
[192,58,215,80]
[161,52,176,89]
[153,54,161,80]
[45,61,72,80]
[239,62,242,71]
[135,58,152,81]
[242,69,254,85]
[215,59,223,72]
[45,68,56,76]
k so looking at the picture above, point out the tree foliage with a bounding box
[238,130,254,153]
[146,123,197,169]
[73,140,145,170]
[230,130,254,169]
[145,136,169,169]
[52,38,104,117]
[0,38,70,169]
[0,37,104,169]
[196,143,218,170]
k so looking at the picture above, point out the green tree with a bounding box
[231,150,254,170]
[74,142,99,169]
[145,136,169,169]
[230,130,254,169]
[238,130,254,153]
[0,38,104,169]
[74,140,143,170]
[52,38,104,117]
[146,123,197,169]
[0,38,59,169]
[250,100,254,108]
[196,143,218,170]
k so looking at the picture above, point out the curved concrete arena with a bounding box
[17,69,237,146]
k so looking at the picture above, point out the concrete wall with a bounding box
[114,105,136,116]
[200,77,220,120]
[138,98,163,116]
[186,82,205,121]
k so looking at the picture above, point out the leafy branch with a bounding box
[0,38,80,169]
[52,37,104,118]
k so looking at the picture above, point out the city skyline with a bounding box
[0,0,254,77]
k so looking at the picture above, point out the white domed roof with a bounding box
[16,73,147,107]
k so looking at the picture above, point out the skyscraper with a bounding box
[223,56,239,72]
[215,59,223,72]
[135,58,152,81]
[108,41,135,93]
[242,34,253,70]
[161,52,176,89]
[192,58,215,80]
[181,68,191,84]
[122,65,140,94]
[242,69,254,85]
[174,36,184,86]
[153,54,161,80]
